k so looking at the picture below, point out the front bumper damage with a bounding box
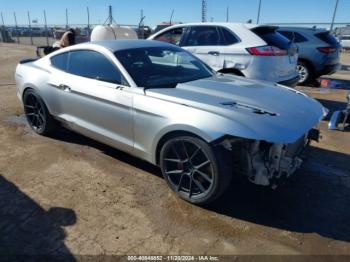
[220,129,320,188]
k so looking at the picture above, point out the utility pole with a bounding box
[226,6,229,22]
[87,7,90,31]
[104,5,116,25]
[1,12,4,27]
[14,12,19,44]
[108,5,113,25]
[65,8,69,29]
[201,0,207,22]
[27,11,33,45]
[1,12,5,43]
[139,9,145,39]
[170,9,174,25]
[257,0,262,24]
[43,10,49,46]
[330,0,340,32]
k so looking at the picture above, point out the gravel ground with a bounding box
[0,43,350,259]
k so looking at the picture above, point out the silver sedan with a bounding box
[15,40,327,205]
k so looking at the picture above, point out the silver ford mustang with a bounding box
[15,40,327,205]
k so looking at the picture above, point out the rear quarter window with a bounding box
[279,31,308,43]
[252,27,290,49]
[315,32,340,46]
[220,27,240,45]
[50,52,68,71]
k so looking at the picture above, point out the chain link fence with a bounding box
[0,6,148,45]
[1,10,350,46]
[0,23,147,46]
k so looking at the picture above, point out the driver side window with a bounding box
[154,27,185,46]
[67,50,128,85]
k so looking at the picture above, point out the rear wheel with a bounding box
[23,89,56,135]
[297,61,313,85]
[160,136,232,205]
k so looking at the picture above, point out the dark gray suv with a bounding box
[278,27,341,85]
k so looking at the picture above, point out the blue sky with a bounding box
[0,0,350,27]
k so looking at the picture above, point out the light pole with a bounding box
[43,10,49,46]
[27,11,33,45]
[170,9,174,24]
[257,0,262,24]
[87,7,90,32]
[330,0,340,32]
[226,6,229,22]
[65,8,69,30]
[1,12,5,43]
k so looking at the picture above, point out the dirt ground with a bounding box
[0,43,350,258]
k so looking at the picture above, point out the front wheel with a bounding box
[160,136,232,205]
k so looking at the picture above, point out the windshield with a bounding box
[114,46,213,88]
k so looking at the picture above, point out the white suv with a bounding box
[148,23,299,86]
[340,35,350,50]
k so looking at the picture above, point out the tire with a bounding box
[297,61,314,85]
[160,136,232,205]
[23,89,56,135]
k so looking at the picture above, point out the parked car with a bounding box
[329,91,350,131]
[15,40,326,205]
[148,22,299,87]
[278,27,341,85]
[339,35,350,50]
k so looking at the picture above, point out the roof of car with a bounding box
[278,26,329,33]
[81,39,176,52]
[158,22,262,29]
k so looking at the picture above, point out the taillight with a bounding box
[246,46,287,56]
[317,47,337,53]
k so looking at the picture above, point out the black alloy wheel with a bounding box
[160,136,232,205]
[23,89,55,135]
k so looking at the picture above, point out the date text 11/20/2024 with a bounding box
[127,255,220,261]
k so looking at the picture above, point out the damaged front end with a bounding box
[220,129,320,188]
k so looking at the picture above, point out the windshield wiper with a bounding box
[178,75,212,84]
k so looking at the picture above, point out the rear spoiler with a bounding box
[19,58,38,64]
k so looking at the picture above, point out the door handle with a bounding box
[59,84,71,92]
[208,51,220,56]
[49,83,71,92]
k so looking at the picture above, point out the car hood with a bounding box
[145,75,327,143]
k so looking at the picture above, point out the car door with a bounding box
[180,26,225,71]
[48,49,134,153]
